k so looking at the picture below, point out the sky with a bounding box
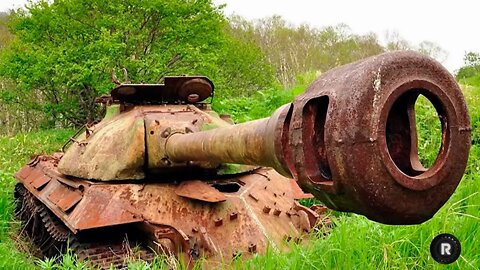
[1,0,479,72]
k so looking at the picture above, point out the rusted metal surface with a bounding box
[165,104,293,177]
[48,184,82,212]
[15,184,155,269]
[175,180,227,202]
[16,160,142,232]
[284,51,471,224]
[57,103,242,180]
[14,51,471,268]
[111,76,213,104]
[289,179,314,199]
[164,51,471,224]
[57,108,146,180]
[16,158,325,265]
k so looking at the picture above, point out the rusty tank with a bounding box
[14,51,471,268]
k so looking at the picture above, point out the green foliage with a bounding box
[0,0,275,130]
[0,12,13,49]
[0,82,479,269]
[1,0,226,126]
[213,71,318,122]
[456,52,480,82]
[213,87,294,122]
[35,249,88,270]
[0,4,477,269]
[415,95,442,168]
[0,129,73,269]
[0,3,448,134]
[214,23,276,98]
[228,16,385,88]
[225,84,480,270]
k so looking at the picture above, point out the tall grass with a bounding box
[225,84,480,269]
[0,129,74,269]
[0,82,478,269]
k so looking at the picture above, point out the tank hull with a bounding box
[15,155,328,268]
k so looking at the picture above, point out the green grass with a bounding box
[212,71,316,123]
[0,84,479,269]
[415,95,443,168]
[0,129,74,269]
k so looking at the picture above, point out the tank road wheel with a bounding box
[14,184,155,269]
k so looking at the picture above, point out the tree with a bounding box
[228,17,386,88]
[463,52,480,66]
[0,0,274,128]
[217,20,275,97]
[417,41,448,63]
[384,30,411,51]
[0,12,13,50]
[455,51,480,81]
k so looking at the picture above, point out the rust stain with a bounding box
[31,175,51,190]
[175,180,227,203]
[289,179,314,199]
[164,51,471,225]
[13,52,471,268]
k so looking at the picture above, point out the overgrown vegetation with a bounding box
[0,0,276,132]
[0,0,478,269]
[0,82,478,269]
[0,0,445,135]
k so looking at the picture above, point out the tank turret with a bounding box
[14,51,471,268]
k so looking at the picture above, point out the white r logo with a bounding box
[441,243,451,255]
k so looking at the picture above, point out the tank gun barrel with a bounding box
[166,104,292,176]
[165,51,471,225]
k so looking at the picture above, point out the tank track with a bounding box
[70,239,156,269]
[14,183,155,269]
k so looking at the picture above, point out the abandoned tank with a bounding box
[14,51,471,268]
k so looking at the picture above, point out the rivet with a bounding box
[248,243,257,253]
[214,218,223,226]
[230,212,238,220]
[273,209,281,216]
[161,128,171,138]
[263,206,271,214]
[161,158,172,166]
